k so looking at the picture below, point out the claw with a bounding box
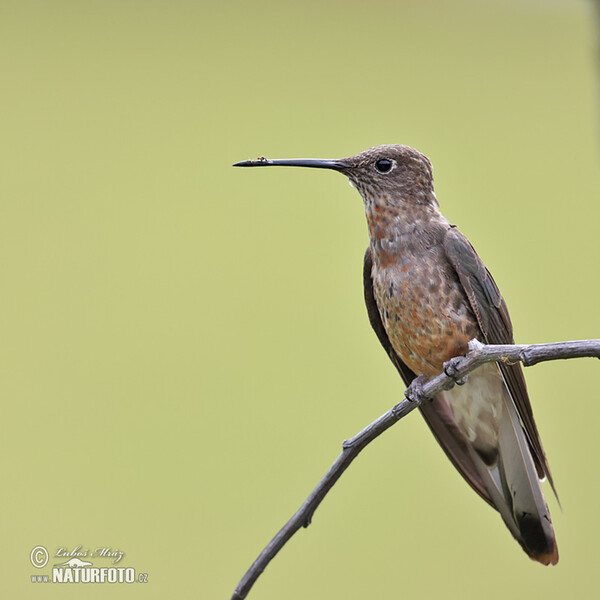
[443,356,468,386]
[405,375,429,403]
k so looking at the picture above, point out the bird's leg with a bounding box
[404,375,429,404]
[443,356,468,386]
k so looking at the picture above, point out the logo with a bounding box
[30,546,49,569]
[56,558,93,568]
[29,545,148,584]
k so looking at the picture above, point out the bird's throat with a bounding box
[363,193,446,268]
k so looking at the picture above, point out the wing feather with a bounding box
[443,227,557,498]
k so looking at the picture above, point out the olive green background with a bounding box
[1,0,599,598]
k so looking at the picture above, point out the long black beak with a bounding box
[233,157,349,171]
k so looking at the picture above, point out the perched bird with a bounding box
[234,145,558,564]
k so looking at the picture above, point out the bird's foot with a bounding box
[443,356,468,386]
[405,375,429,404]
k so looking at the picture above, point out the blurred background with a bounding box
[1,0,599,598]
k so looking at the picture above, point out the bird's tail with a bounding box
[473,387,558,565]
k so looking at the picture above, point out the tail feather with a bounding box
[470,385,558,565]
[421,363,558,564]
[497,384,558,564]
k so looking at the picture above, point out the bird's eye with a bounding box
[374,158,393,174]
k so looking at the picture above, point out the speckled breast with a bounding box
[371,243,480,377]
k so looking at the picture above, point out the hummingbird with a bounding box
[233,145,558,565]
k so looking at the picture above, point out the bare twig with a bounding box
[231,339,600,600]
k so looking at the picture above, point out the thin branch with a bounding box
[230,339,600,600]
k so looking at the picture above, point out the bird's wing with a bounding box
[363,247,493,505]
[442,226,556,497]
